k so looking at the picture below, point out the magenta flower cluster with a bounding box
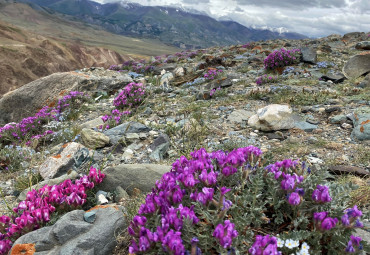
[264,48,301,70]
[314,211,338,231]
[0,167,105,254]
[255,74,279,86]
[204,69,223,80]
[113,82,145,109]
[100,83,145,130]
[129,146,262,254]
[312,185,332,203]
[248,235,280,255]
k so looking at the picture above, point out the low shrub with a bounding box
[128,147,368,254]
[264,48,301,70]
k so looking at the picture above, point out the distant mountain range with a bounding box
[19,0,307,49]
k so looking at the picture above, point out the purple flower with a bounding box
[288,192,301,205]
[213,220,238,249]
[312,185,332,203]
[321,217,338,230]
[314,212,328,222]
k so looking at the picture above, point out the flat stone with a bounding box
[227,109,254,124]
[81,128,110,149]
[39,142,87,180]
[84,211,96,223]
[104,121,151,144]
[294,121,318,132]
[321,72,346,83]
[329,114,348,124]
[98,164,171,195]
[328,165,369,177]
[343,54,370,79]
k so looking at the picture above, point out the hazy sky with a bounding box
[94,0,370,37]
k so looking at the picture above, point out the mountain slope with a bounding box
[21,0,307,49]
[0,1,178,97]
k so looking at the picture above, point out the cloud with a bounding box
[92,0,370,37]
[235,0,347,9]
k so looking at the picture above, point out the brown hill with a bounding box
[0,2,178,97]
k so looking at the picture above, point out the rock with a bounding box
[294,121,318,132]
[321,72,346,83]
[248,104,295,131]
[357,73,370,88]
[81,128,110,149]
[355,41,370,50]
[81,117,105,129]
[73,148,90,169]
[104,122,151,144]
[174,67,185,77]
[328,165,369,177]
[0,72,132,124]
[84,211,96,223]
[351,107,370,141]
[342,54,370,79]
[98,164,171,195]
[329,115,348,124]
[149,134,170,162]
[11,206,125,255]
[125,133,140,142]
[300,47,317,64]
[160,72,174,90]
[227,109,254,124]
[39,142,87,180]
[114,186,130,203]
[18,170,79,201]
[206,78,233,90]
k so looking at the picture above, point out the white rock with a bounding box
[248,104,295,131]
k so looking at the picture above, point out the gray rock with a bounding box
[355,41,370,50]
[39,142,87,180]
[98,164,171,195]
[321,72,346,83]
[73,148,90,169]
[301,47,317,64]
[149,134,170,162]
[351,107,370,141]
[104,121,150,144]
[81,128,110,149]
[358,73,370,88]
[329,114,348,124]
[0,72,132,124]
[114,186,130,203]
[248,104,295,131]
[343,54,370,79]
[227,109,254,124]
[294,121,318,132]
[11,206,126,255]
[84,211,96,223]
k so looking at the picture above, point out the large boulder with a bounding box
[248,104,295,131]
[0,72,132,124]
[11,205,125,255]
[342,54,370,79]
[99,164,171,195]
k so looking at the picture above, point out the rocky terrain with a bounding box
[0,31,369,254]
